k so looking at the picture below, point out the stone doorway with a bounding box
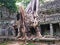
[40,24,50,36]
[13,25,18,37]
[27,27,37,37]
[52,23,60,37]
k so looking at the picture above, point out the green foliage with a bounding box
[40,0,44,4]
[16,0,22,2]
[27,43,34,45]
[0,42,7,45]
[16,0,44,8]
[23,0,30,6]
[0,0,44,12]
[16,0,30,8]
[0,0,17,12]
[20,42,34,45]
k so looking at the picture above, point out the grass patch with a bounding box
[20,42,34,45]
[27,43,34,45]
[0,41,10,45]
[0,42,7,45]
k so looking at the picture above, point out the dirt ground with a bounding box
[7,41,24,45]
[6,41,35,45]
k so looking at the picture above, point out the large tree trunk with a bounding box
[18,6,28,40]
[17,0,42,39]
[26,0,42,38]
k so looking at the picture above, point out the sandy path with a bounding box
[7,41,24,45]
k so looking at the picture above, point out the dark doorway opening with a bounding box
[15,28,18,36]
[29,27,36,35]
[53,23,60,37]
[40,24,50,36]
[13,25,18,36]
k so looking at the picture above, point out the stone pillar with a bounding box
[50,23,53,36]
[59,23,60,28]
[59,23,60,32]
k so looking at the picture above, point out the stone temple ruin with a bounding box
[39,0,60,38]
[0,6,16,36]
[0,0,60,38]
[16,0,42,39]
[16,0,60,39]
[1,0,60,45]
[0,0,60,41]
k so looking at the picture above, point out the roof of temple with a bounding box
[38,0,60,15]
[39,0,60,11]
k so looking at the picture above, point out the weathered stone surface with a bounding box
[0,6,16,20]
[39,0,60,11]
[39,14,60,24]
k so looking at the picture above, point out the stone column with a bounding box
[59,23,60,32]
[50,23,53,36]
[59,23,60,28]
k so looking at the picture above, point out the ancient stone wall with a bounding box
[0,6,17,36]
[0,6,16,20]
[39,14,60,24]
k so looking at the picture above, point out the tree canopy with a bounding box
[16,0,44,8]
[0,0,44,12]
[16,0,30,8]
[0,0,17,12]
